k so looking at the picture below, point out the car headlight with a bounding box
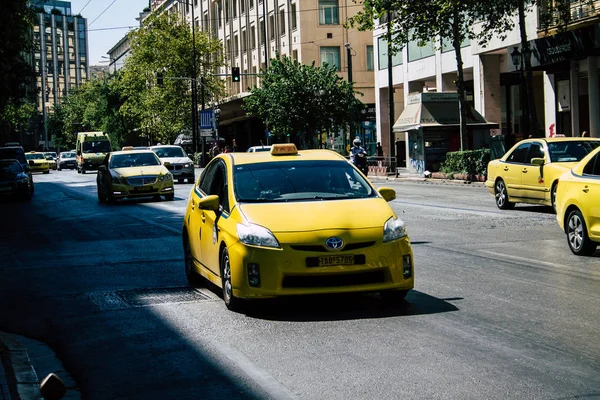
[383,216,407,243]
[159,173,173,181]
[237,223,280,248]
[184,163,191,168]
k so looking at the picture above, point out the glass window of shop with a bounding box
[407,38,435,62]
[377,36,402,70]
[441,36,471,53]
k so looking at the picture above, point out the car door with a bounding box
[200,160,231,276]
[501,142,530,198]
[581,154,600,237]
[189,162,218,269]
[520,141,547,200]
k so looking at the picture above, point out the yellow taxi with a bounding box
[485,137,600,211]
[44,152,58,170]
[25,152,50,174]
[182,143,414,311]
[96,150,174,203]
[555,145,600,256]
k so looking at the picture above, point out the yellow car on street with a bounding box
[96,150,174,203]
[555,146,600,256]
[485,137,600,211]
[44,152,58,170]
[25,152,50,174]
[182,143,414,311]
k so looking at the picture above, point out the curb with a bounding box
[368,175,486,187]
[0,333,40,400]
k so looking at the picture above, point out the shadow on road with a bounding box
[241,290,459,322]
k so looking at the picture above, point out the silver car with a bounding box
[150,145,195,183]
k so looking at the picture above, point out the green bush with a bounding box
[440,149,490,177]
[193,152,203,166]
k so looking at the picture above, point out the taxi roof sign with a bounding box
[271,143,298,155]
[121,146,134,151]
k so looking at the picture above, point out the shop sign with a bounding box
[357,103,376,121]
[527,24,599,68]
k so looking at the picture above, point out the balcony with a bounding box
[538,0,600,33]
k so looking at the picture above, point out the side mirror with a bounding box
[28,160,34,166]
[98,165,106,172]
[378,187,396,202]
[163,161,171,167]
[198,194,219,211]
[531,157,545,166]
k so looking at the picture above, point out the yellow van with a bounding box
[75,132,112,174]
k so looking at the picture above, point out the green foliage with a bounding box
[440,149,490,177]
[119,13,225,145]
[243,56,363,147]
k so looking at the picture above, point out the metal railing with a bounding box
[538,0,600,30]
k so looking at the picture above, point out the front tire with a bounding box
[380,289,408,305]
[165,193,175,201]
[566,209,597,256]
[551,182,558,213]
[495,179,514,210]
[221,248,243,311]
[43,170,50,174]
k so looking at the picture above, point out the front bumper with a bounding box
[166,165,195,179]
[30,165,49,173]
[0,181,30,197]
[59,161,77,169]
[109,181,174,198]
[226,234,414,299]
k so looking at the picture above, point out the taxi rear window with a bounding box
[233,160,375,203]
[548,141,600,162]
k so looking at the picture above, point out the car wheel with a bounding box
[152,195,161,201]
[566,209,597,256]
[494,179,514,210]
[188,178,194,184]
[177,178,184,184]
[97,188,105,203]
[380,289,408,305]
[77,167,81,174]
[551,182,558,213]
[105,191,115,204]
[165,193,175,201]
[183,236,203,286]
[43,170,50,174]
[57,166,61,171]
[221,247,243,311]
[81,168,86,174]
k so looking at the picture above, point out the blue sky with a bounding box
[68,0,150,65]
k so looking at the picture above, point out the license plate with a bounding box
[0,186,11,192]
[318,255,355,267]
[134,186,153,192]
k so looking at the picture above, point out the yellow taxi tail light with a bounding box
[271,143,298,156]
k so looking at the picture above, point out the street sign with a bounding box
[200,128,213,137]
[199,110,214,129]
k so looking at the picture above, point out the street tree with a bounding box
[0,0,37,141]
[119,13,225,145]
[243,55,364,147]
[347,1,516,150]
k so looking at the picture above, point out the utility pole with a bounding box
[190,0,199,154]
[345,43,353,84]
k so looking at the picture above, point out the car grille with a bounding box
[127,176,158,186]
[282,270,386,288]
[290,241,376,252]
[166,165,183,171]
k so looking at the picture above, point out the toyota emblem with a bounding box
[325,237,344,250]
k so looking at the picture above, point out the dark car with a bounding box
[57,151,77,170]
[0,146,33,192]
[0,159,33,201]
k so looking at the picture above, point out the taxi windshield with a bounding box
[234,160,375,202]
[110,153,161,168]
[60,152,75,158]
[548,141,600,162]
[154,147,186,158]
[26,153,45,160]
[83,140,111,154]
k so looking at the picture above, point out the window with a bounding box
[583,154,600,176]
[319,0,339,25]
[407,38,435,62]
[233,0,237,18]
[269,14,275,40]
[251,25,256,49]
[366,45,374,71]
[291,3,297,30]
[548,141,600,162]
[260,19,265,46]
[320,46,341,71]
[377,36,402,70]
[240,0,245,14]
[234,34,239,54]
[241,29,247,52]
[293,49,298,61]
[507,143,530,164]
[442,36,471,53]
[528,142,545,162]
[279,8,286,35]
[250,0,254,9]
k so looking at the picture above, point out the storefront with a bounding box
[393,92,498,175]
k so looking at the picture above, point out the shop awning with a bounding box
[393,92,494,132]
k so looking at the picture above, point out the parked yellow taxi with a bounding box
[182,143,414,311]
[96,150,174,203]
[485,137,600,211]
[555,146,600,256]
[25,152,50,174]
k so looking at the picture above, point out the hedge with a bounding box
[439,149,490,177]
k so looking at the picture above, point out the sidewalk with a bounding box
[368,168,486,187]
[0,332,80,400]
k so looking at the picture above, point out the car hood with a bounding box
[160,157,192,164]
[112,165,167,177]
[238,198,395,232]
[29,159,47,164]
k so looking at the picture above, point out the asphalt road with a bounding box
[1,170,599,400]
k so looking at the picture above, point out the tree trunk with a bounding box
[518,0,539,137]
[453,15,468,151]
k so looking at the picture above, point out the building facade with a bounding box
[29,0,89,150]
[147,0,377,153]
[374,1,600,174]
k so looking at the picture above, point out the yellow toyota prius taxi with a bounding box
[25,151,50,174]
[555,146,600,256]
[486,137,600,211]
[182,144,414,311]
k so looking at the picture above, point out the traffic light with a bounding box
[156,72,164,86]
[232,67,240,82]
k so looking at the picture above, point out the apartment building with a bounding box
[374,1,600,175]
[29,0,89,150]
[148,0,377,152]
